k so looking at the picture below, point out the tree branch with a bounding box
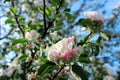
[41,0,64,38]
[0,27,14,40]
[43,0,46,30]
[52,65,65,80]
[11,1,25,37]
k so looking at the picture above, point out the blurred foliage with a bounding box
[0,0,120,80]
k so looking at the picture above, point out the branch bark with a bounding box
[52,65,65,80]
[41,0,64,38]
[11,1,25,37]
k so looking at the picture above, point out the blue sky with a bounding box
[0,0,120,77]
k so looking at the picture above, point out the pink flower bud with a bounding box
[62,50,74,61]
[38,38,43,43]
[62,48,80,61]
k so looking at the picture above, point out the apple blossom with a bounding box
[62,48,80,61]
[103,75,115,80]
[5,53,23,77]
[21,4,26,12]
[14,43,23,48]
[84,11,104,23]
[50,31,58,40]
[25,30,39,41]
[6,60,21,77]
[47,36,80,62]
[0,69,4,77]
[47,50,60,61]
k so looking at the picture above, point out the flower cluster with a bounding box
[47,36,80,62]
[103,75,115,80]
[25,30,39,41]
[6,54,23,77]
[84,11,104,23]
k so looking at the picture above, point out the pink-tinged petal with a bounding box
[53,50,60,61]
[62,50,73,61]
[84,11,104,23]
[66,36,75,44]
[72,48,80,57]
[47,50,60,61]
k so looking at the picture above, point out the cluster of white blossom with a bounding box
[6,60,22,77]
[47,36,80,62]
[50,31,62,40]
[0,69,4,77]
[7,54,23,77]
[84,11,104,23]
[103,75,115,80]
[25,30,39,41]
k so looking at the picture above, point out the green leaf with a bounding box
[96,36,102,43]
[100,32,109,41]
[4,0,11,3]
[12,38,27,46]
[77,40,84,46]
[78,46,84,54]
[65,13,73,20]
[45,9,52,17]
[10,6,18,14]
[70,69,82,80]
[19,54,29,61]
[87,43,100,56]
[77,34,90,46]
[94,45,100,56]
[78,56,90,63]
[72,64,88,80]
[38,61,56,75]
[38,7,44,14]
[0,55,3,59]
[76,18,92,27]
[51,0,60,6]
[54,13,61,19]
[18,16,25,24]
[64,8,71,12]
[5,18,15,24]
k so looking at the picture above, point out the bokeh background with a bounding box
[0,0,120,80]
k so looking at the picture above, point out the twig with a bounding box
[11,1,25,37]
[52,65,65,80]
[41,0,64,38]
[43,0,46,30]
[0,27,14,40]
[55,0,64,15]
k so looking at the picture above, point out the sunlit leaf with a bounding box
[100,32,109,41]
[19,54,29,61]
[81,27,87,31]
[10,6,18,14]
[12,38,27,46]
[5,18,15,24]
